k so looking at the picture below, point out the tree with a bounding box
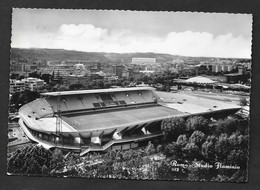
[156,145,163,153]
[18,90,40,105]
[9,92,20,109]
[163,142,182,159]
[214,133,230,162]
[182,142,200,159]
[7,145,65,175]
[122,80,130,87]
[155,160,174,180]
[189,130,206,147]
[7,145,52,175]
[50,148,65,171]
[187,164,200,181]
[145,141,156,155]
[10,90,40,108]
[201,135,218,161]
[215,117,238,135]
[224,118,238,135]
[29,71,40,78]
[18,75,25,80]
[161,117,185,140]
[186,116,209,133]
[41,164,49,175]
[176,134,188,147]
[226,133,249,169]
[10,73,19,79]
[69,83,85,90]
[41,74,51,84]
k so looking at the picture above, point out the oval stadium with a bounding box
[18,87,241,156]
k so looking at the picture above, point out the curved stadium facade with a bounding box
[19,87,241,156]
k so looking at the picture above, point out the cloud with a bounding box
[13,24,252,58]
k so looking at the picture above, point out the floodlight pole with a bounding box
[55,92,62,147]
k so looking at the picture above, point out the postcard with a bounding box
[8,8,251,182]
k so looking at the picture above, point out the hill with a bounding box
[10,48,110,62]
[10,48,176,64]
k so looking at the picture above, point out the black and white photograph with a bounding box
[7,8,252,182]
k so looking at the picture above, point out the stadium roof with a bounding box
[224,73,243,76]
[41,87,154,96]
[186,76,216,84]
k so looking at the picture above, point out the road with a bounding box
[7,122,32,154]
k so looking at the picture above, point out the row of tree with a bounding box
[161,116,244,141]
[160,115,249,181]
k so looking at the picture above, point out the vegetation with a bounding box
[7,145,64,175]
[161,116,249,181]
[9,90,40,112]
[7,115,249,182]
[10,48,177,63]
[239,97,248,106]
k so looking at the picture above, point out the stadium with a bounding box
[18,87,241,156]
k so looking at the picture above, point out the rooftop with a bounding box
[41,87,155,97]
[224,73,243,76]
[186,76,216,84]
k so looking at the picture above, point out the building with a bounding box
[185,76,216,84]
[223,65,232,72]
[212,65,218,73]
[89,62,102,72]
[18,87,241,156]
[104,75,119,82]
[21,77,45,91]
[52,69,73,81]
[139,70,155,77]
[112,65,125,78]
[218,65,224,72]
[11,64,24,73]
[72,64,90,76]
[64,75,91,85]
[132,58,156,65]
[11,63,38,75]
[9,79,26,94]
[10,78,45,93]
[211,65,233,73]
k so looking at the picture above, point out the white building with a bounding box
[104,75,119,81]
[9,79,26,94]
[21,77,45,91]
[132,58,156,65]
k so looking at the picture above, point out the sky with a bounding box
[11,8,252,58]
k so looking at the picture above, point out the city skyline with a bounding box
[12,9,252,59]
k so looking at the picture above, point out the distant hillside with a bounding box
[11,48,246,65]
[10,48,110,62]
[10,48,176,64]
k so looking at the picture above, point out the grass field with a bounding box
[63,105,183,131]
